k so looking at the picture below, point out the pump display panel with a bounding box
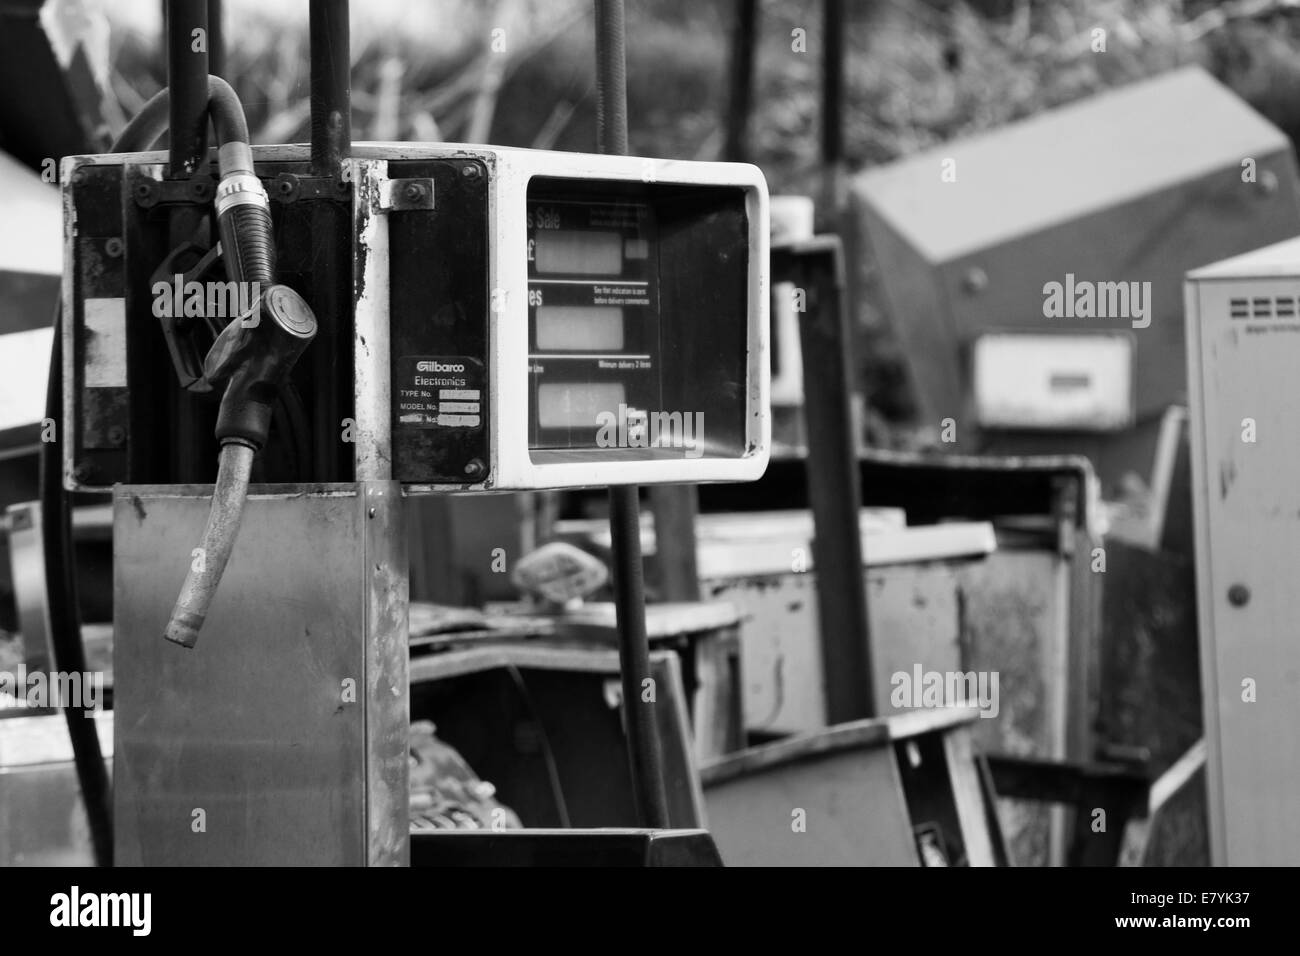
[367,147,771,492]
[526,197,662,453]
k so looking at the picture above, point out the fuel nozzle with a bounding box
[205,285,318,450]
[162,286,317,650]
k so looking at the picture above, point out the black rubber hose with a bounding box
[40,304,113,867]
[205,75,250,147]
[114,79,274,305]
[217,204,275,286]
[111,76,249,155]
[114,89,170,152]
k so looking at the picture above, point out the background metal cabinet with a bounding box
[1186,236,1300,865]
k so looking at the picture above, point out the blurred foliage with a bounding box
[103,0,1300,433]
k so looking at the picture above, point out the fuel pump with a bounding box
[56,0,769,865]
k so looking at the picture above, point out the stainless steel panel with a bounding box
[113,482,408,866]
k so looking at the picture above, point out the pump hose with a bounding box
[40,303,113,866]
[163,76,284,649]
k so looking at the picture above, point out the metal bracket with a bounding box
[132,175,217,208]
[376,177,435,212]
[270,173,353,203]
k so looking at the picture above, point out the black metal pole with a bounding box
[308,0,351,481]
[166,0,212,481]
[208,0,224,78]
[167,0,209,178]
[648,485,699,601]
[594,0,671,830]
[593,0,628,156]
[310,0,351,179]
[786,240,874,721]
[820,0,845,220]
[723,0,758,163]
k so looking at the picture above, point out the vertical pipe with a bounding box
[820,0,845,219]
[649,486,700,601]
[167,0,209,178]
[723,0,758,163]
[310,0,352,178]
[593,0,628,156]
[166,0,212,481]
[608,486,671,827]
[813,1,868,717]
[308,0,352,480]
[594,0,671,830]
[792,244,874,720]
[208,0,224,78]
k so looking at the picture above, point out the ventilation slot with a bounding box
[1231,296,1300,320]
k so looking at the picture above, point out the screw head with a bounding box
[1228,584,1250,607]
[107,425,126,445]
[464,458,486,479]
[963,267,988,294]
[104,237,124,258]
[462,164,480,179]
[404,183,423,200]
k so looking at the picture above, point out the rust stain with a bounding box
[1219,459,1237,501]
